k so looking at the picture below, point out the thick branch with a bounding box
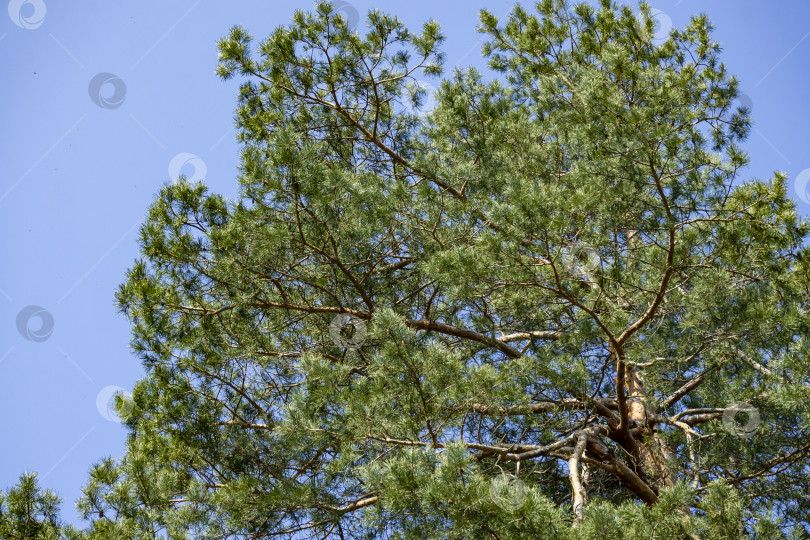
[497,330,562,342]
[469,398,617,416]
[586,434,658,504]
[569,434,588,524]
[660,372,707,410]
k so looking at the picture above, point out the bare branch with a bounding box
[569,434,588,524]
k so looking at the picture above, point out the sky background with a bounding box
[1,0,809,527]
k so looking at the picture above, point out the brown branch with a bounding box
[373,258,414,273]
[407,318,522,358]
[469,398,617,416]
[586,434,658,504]
[720,443,810,486]
[613,342,631,436]
[660,372,708,410]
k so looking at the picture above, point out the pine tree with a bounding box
[7,1,810,537]
[0,473,81,539]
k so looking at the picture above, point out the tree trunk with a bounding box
[626,366,676,489]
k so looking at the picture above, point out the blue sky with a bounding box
[1,0,809,527]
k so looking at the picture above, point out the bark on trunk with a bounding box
[626,366,676,489]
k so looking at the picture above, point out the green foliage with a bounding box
[6,1,810,538]
[0,473,81,539]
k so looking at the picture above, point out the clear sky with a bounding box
[2,0,809,527]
